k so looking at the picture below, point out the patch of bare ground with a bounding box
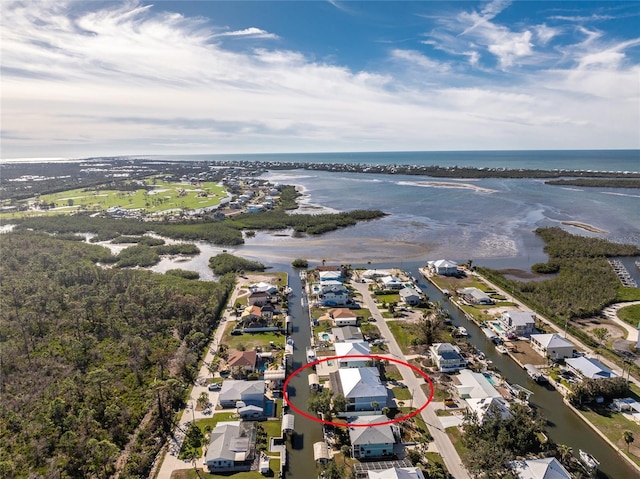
[506,340,546,367]
[574,317,627,341]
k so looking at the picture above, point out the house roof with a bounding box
[241,305,262,318]
[399,287,420,298]
[530,334,574,349]
[338,367,387,399]
[249,282,277,294]
[205,421,251,463]
[219,380,265,402]
[313,441,330,461]
[431,259,458,269]
[565,356,615,379]
[362,269,392,278]
[238,405,263,414]
[455,369,501,399]
[503,310,536,325]
[380,276,402,285]
[227,350,257,368]
[367,467,426,479]
[335,341,371,358]
[319,271,342,280]
[511,458,571,479]
[328,308,357,319]
[348,415,396,445]
[430,343,464,361]
[466,397,511,423]
[332,326,364,342]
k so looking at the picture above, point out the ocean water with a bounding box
[216,167,640,273]
[149,149,640,172]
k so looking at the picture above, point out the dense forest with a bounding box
[0,231,234,478]
[545,179,640,188]
[478,227,640,348]
[9,208,386,245]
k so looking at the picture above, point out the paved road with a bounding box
[352,281,471,479]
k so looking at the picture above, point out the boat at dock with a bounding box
[482,327,498,340]
[306,347,316,364]
[579,449,600,470]
[495,345,508,354]
[524,364,547,383]
[454,326,468,337]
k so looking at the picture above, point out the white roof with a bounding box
[399,287,420,297]
[313,441,330,461]
[338,367,387,399]
[466,397,511,423]
[431,259,458,268]
[367,467,426,479]
[282,414,295,432]
[381,276,402,284]
[348,415,395,445]
[530,334,574,349]
[503,310,536,325]
[362,269,392,278]
[456,369,501,399]
[565,356,616,379]
[319,271,342,280]
[219,380,265,402]
[250,282,277,293]
[335,341,371,358]
[205,421,249,464]
[511,458,571,479]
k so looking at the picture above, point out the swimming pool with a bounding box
[483,373,497,385]
[321,333,330,340]
[491,321,505,333]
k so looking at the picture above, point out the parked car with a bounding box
[230,329,243,335]
[208,382,222,391]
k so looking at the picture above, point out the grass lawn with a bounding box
[382,364,403,381]
[261,419,283,444]
[375,293,401,304]
[223,322,285,350]
[8,179,228,220]
[387,320,420,354]
[171,465,279,479]
[425,451,448,470]
[617,288,640,302]
[446,425,468,459]
[393,387,413,401]
[359,322,381,338]
[579,406,640,466]
[618,304,640,327]
[195,412,239,434]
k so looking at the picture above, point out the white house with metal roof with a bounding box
[335,341,371,368]
[429,343,467,373]
[565,356,616,379]
[218,380,265,408]
[367,467,425,479]
[510,457,571,479]
[348,415,399,459]
[428,259,459,276]
[330,367,388,413]
[399,287,421,305]
[204,421,255,472]
[466,397,511,424]
[455,369,502,400]
[530,334,574,361]
[500,310,536,337]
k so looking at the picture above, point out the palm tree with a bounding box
[624,430,634,452]
[557,444,573,465]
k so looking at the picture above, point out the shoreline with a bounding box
[561,221,608,234]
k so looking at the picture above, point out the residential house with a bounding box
[237,405,264,420]
[530,334,574,361]
[458,287,494,305]
[399,287,421,306]
[248,291,271,307]
[332,326,364,343]
[335,341,371,368]
[319,285,350,306]
[227,350,257,373]
[348,415,398,459]
[428,259,459,276]
[260,303,275,321]
[326,308,358,327]
[380,276,404,290]
[249,282,278,294]
[510,458,571,479]
[218,380,265,408]
[466,397,511,424]
[204,421,256,472]
[455,369,501,400]
[362,269,392,279]
[240,305,262,326]
[565,356,616,379]
[320,280,344,292]
[500,311,536,337]
[329,367,388,412]
[429,343,467,373]
[367,467,425,479]
[319,270,343,282]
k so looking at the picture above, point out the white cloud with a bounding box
[214,27,279,39]
[1,0,638,157]
[535,24,561,45]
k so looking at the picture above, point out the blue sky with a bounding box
[2,0,639,158]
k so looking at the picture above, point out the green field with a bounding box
[1,178,228,218]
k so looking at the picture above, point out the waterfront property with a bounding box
[429,343,467,373]
[324,308,359,326]
[466,396,511,424]
[329,367,389,412]
[365,467,425,479]
[455,369,502,400]
[458,287,494,305]
[335,341,372,368]
[427,259,459,276]
[565,356,616,379]
[204,421,256,473]
[218,380,266,408]
[333,325,364,342]
[348,414,399,459]
[510,457,571,479]
[379,275,404,290]
[530,334,574,361]
[500,310,536,337]
[227,349,258,373]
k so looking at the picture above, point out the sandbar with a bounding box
[561,221,607,234]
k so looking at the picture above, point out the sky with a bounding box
[1,0,639,159]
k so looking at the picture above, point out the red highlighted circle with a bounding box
[283,354,434,428]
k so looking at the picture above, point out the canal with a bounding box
[403,262,637,479]
[284,266,324,478]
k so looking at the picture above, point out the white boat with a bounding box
[286,336,294,347]
[579,449,599,470]
[495,345,508,354]
[306,347,316,364]
[455,326,468,337]
[524,364,547,383]
[284,286,293,295]
[482,328,498,340]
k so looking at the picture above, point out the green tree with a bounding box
[333,394,347,413]
[624,430,634,452]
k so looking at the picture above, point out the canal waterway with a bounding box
[401,262,637,479]
[283,265,324,478]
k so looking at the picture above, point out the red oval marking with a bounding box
[282,354,434,428]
